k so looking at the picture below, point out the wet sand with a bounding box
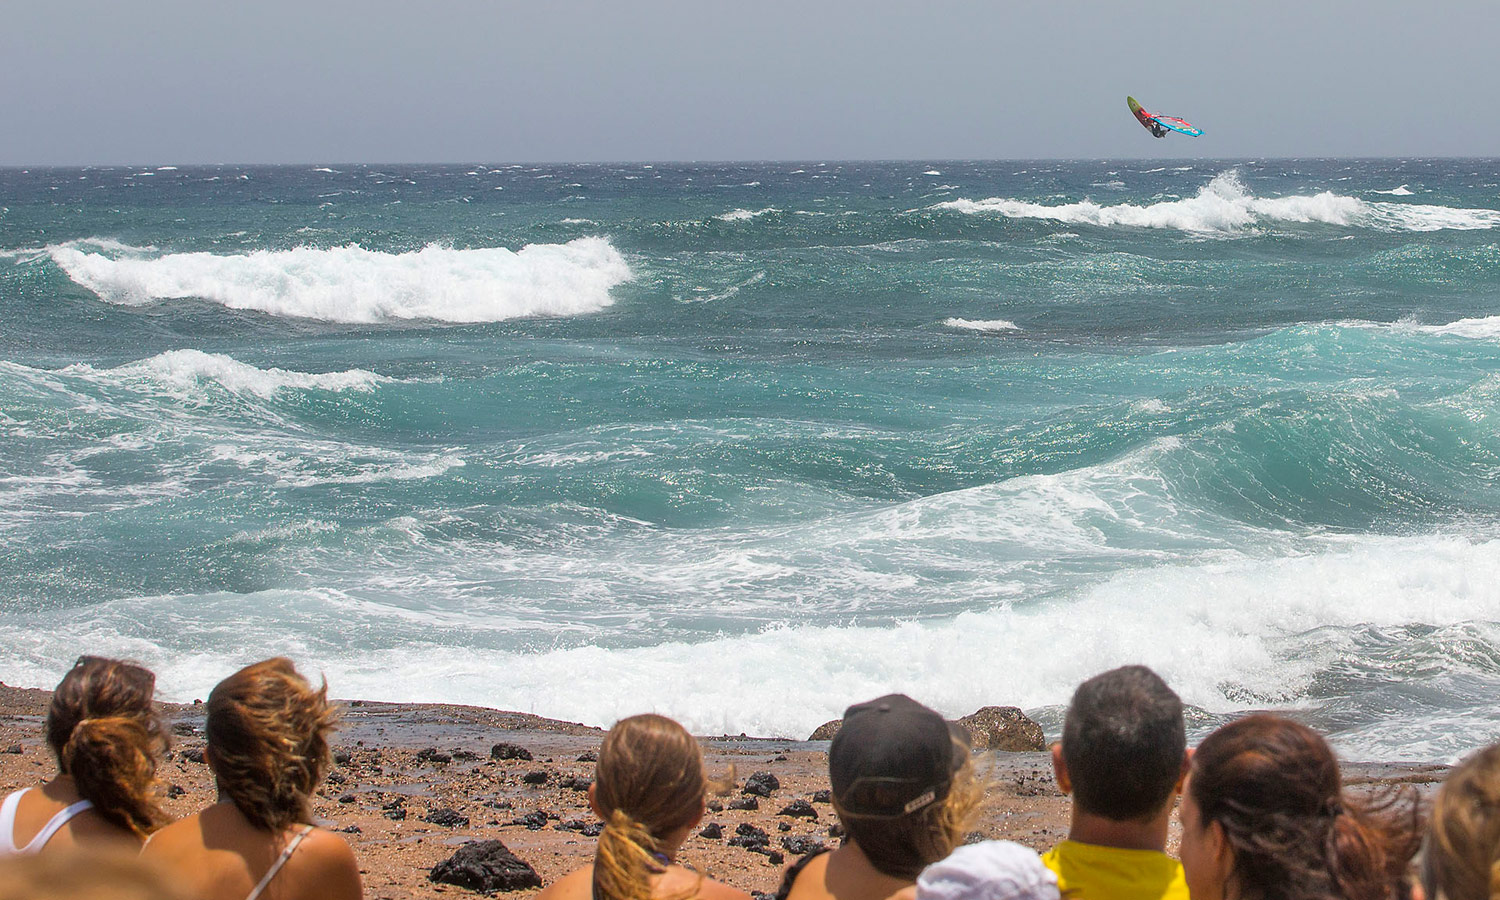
[0,685,1445,899]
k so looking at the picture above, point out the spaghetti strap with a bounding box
[244,825,314,900]
[0,788,95,855]
[0,790,24,854]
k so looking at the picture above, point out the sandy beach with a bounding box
[0,683,1449,899]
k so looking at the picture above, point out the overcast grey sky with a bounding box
[3,0,1495,165]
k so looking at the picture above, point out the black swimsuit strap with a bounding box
[773,847,833,900]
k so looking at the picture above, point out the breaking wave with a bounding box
[935,171,1500,234]
[943,318,1021,333]
[47,237,632,323]
[60,349,393,398]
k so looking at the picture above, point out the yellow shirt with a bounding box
[1041,840,1189,900]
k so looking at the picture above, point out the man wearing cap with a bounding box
[1043,666,1191,900]
[778,695,979,900]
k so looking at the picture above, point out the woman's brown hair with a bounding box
[832,740,984,881]
[45,656,167,837]
[590,714,712,900]
[1422,742,1500,900]
[1190,714,1420,900]
[204,658,337,832]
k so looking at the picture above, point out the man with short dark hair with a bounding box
[1042,665,1190,900]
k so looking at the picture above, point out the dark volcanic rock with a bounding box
[706,800,724,813]
[742,772,781,797]
[521,770,550,785]
[728,797,760,811]
[338,794,357,804]
[490,742,534,761]
[782,836,827,856]
[777,822,791,832]
[384,806,407,821]
[807,707,1044,751]
[811,789,832,803]
[808,720,842,741]
[559,776,592,792]
[698,823,724,839]
[181,747,206,764]
[956,706,1045,752]
[424,807,470,827]
[339,824,361,834]
[429,840,541,892]
[510,810,549,830]
[416,748,453,764]
[577,750,598,763]
[333,750,353,765]
[166,784,185,799]
[778,799,818,819]
[728,822,771,851]
[452,749,479,761]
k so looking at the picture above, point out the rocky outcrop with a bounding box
[805,706,1044,751]
[956,706,1046,752]
[429,840,541,892]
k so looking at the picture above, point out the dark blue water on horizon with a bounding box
[3,159,1499,759]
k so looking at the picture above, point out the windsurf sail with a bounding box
[1126,96,1203,138]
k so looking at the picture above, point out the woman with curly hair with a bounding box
[1,657,168,856]
[534,713,749,900]
[1179,714,1419,900]
[142,658,361,900]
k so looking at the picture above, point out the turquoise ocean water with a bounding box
[3,160,1499,758]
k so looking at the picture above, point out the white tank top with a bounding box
[0,788,94,855]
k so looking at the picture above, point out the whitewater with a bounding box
[3,159,1500,760]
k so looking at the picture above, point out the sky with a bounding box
[3,0,1496,165]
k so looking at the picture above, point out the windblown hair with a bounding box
[833,737,985,881]
[591,714,712,900]
[205,658,337,832]
[1422,743,1500,900]
[45,656,167,837]
[1062,664,1185,821]
[1190,715,1420,900]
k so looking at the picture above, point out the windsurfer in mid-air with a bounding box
[1127,96,1203,140]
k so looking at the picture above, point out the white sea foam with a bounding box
[11,532,1498,752]
[943,317,1021,333]
[62,350,393,398]
[716,207,778,222]
[1417,315,1500,340]
[935,171,1500,234]
[1372,185,1415,196]
[48,237,632,323]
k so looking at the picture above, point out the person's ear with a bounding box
[1175,748,1192,793]
[1051,742,1071,794]
[587,783,604,819]
[1209,819,1233,882]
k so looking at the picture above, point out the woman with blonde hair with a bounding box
[779,694,983,900]
[534,713,750,900]
[1418,742,1500,900]
[141,658,361,900]
[1,656,167,856]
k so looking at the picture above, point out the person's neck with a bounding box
[1066,806,1171,852]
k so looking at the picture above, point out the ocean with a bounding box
[2,159,1499,760]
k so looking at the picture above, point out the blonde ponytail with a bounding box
[592,808,666,900]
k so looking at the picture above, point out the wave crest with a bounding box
[48,237,632,323]
[935,171,1500,234]
[943,318,1021,333]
